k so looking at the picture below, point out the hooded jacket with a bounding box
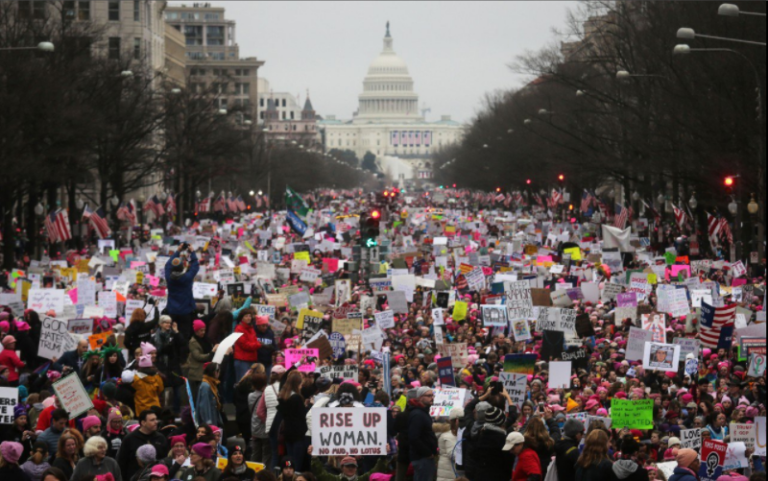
[668,467,699,481]
[611,460,650,481]
[408,402,437,462]
[554,436,581,481]
[165,251,199,315]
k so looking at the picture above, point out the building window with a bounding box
[206,26,224,46]
[32,0,46,19]
[290,111,294,120]
[165,11,178,20]
[260,112,265,120]
[186,52,205,60]
[133,0,140,21]
[78,0,90,20]
[108,0,119,20]
[184,25,203,46]
[210,52,225,60]
[259,98,264,107]
[132,37,141,59]
[235,83,250,95]
[108,37,120,59]
[63,1,75,19]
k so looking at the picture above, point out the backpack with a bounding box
[256,390,267,423]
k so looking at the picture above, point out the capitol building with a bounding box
[319,23,464,183]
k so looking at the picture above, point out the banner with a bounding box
[52,374,94,418]
[311,408,388,456]
[437,357,455,387]
[503,354,537,375]
[0,387,18,424]
[610,399,654,429]
[602,225,632,251]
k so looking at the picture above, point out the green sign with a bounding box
[611,399,654,430]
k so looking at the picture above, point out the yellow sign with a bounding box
[77,259,90,273]
[453,301,468,321]
[563,247,582,262]
[297,308,324,330]
[294,251,311,263]
[136,272,144,285]
[216,458,264,473]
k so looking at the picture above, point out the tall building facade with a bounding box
[319,23,463,181]
[256,78,321,146]
[164,2,264,123]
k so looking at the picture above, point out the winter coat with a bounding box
[248,390,267,439]
[101,429,125,459]
[115,428,169,481]
[234,379,252,441]
[310,457,389,481]
[177,466,221,481]
[0,464,31,481]
[57,349,84,375]
[513,447,543,481]
[473,425,513,481]
[611,460,650,481]
[187,336,215,382]
[576,459,614,481]
[668,467,699,481]
[124,314,159,358]
[554,437,582,481]
[20,461,49,481]
[255,328,276,366]
[153,328,186,388]
[264,382,281,434]
[131,370,164,416]
[277,393,307,443]
[165,251,200,315]
[196,379,223,427]
[71,456,123,481]
[436,430,458,481]
[233,322,261,363]
[408,404,437,462]
[395,405,413,464]
[0,349,25,382]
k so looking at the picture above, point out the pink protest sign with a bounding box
[285,348,320,373]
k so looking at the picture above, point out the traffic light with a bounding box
[558,174,565,182]
[526,179,532,185]
[725,176,735,194]
[361,209,381,248]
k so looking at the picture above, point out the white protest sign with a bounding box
[312,408,387,456]
[0,294,24,317]
[602,283,623,302]
[300,267,322,283]
[656,462,678,481]
[193,282,218,299]
[432,308,445,326]
[125,299,144,320]
[316,365,359,381]
[28,289,65,315]
[0,387,18,424]
[627,327,653,362]
[505,281,533,320]
[669,289,691,319]
[730,423,756,448]
[374,310,395,330]
[76,279,96,307]
[549,361,572,389]
[680,428,701,450]
[674,338,700,359]
[212,332,243,364]
[38,317,78,360]
[723,442,749,470]
[643,342,681,372]
[756,417,767,456]
[98,291,117,318]
[500,373,527,409]
[430,388,468,418]
[52,374,94,418]
[482,305,508,327]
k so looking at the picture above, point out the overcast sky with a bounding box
[170,1,579,124]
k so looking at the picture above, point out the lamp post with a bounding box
[0,42,54,52]
[616,70,667,81]
[677,28,766,47]
[718,3,766,18]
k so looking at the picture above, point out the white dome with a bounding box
[367,50,410,76]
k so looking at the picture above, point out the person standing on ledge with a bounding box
[164,243,199,342]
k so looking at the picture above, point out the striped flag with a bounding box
[196,196,211,213]
[707,212,722,239]
[165,193,177,216]
[673,204,689,231]
[143,195,165,218]
[213,194,227,213]
[117,201,137,225]
[643,200,661,223]
[719,218,734,245]
[533,193,544,208]
[236,196,246,211]
[614,204,629,229]
[227,195,239,213]
[699,302,736,349]
[581,190,593,213]
[45,209,72,244]
[513,191,525,206]
[89,207,111,239]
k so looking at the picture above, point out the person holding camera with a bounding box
[164,243,200,342]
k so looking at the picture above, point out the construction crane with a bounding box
[421,103,431,119]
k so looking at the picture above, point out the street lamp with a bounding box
[34,203,44,216]
[75,198,84,210]
[689,193,698,210]
[0,41,54,52]
[576,90,586,97]
[249,190,255,197]
[121,70,134,78]
[748,194,759,215]
[617,70,666,80]
[170,88,182,95]
[728,198,739,215]
[719,3,766,18]
[218,109,227,115]
[677,27,766,47]
[632,191,641,202]
[524,119,532,125]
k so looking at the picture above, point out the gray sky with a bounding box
[171,1,579,124]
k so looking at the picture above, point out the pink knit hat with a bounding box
[138,355,153,368]
[81,415,102,432]
[193,319,206,332]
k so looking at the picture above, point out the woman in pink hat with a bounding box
[0,336,25,385]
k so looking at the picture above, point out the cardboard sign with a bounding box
[500,372,527,409]
[430,388,468,418]
[316,364,358,381]
[699,439,728,481]
[297,309,324,341]
[285,348,320,373]
[52,374,94,418]
[333,318,361,336]
[311,408,388,456]
[38,317,78,360]
[505,281,534,320]
[374,310,395,330]
[610,399,654,429]
[680,428,701,450]
[0,387,18,424]
[482,305,508,327]
[730,423,756,448]
[28,289,65,315]
[212,332,243,364]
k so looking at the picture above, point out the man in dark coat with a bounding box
[164,244,199,341]
[115,411,168,481]
[555,419,585,481]
[408,387,437,481]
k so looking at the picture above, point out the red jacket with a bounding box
[512,448,542,481]
[234,323,262,363]
[0,349,25,382]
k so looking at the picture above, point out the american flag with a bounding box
[673,204,689,231]
[513,191,525,206]
[504,193,512,208]
[45,209,72,244]
[143,195,165,218]
[263,194,270,208]
[83,205,111,239]
[165,193,177,216]
[719,218,734,245]
[116,201,137,225]
[196,196,211,213]
[614,204,629,229]
[707,212,722,240]
[227,195,239,213]
[581,190,593,213]
[236,195,246,211]
[213,194,227,213]
[597,198,609,218]
[255,196,263,209]
[551,189,564,206]
[699,302,736,349]
[533,193,544,208]
[643,200,661,223]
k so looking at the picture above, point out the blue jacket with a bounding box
[57,349,83,375]
[669,467,699,481]
[165,251,199,315]
[196,379,223,428]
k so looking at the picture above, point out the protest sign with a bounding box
[38,317,78,360]
[505,281,533,320]
[643,342,681,372]
[500,373,527,409]
[212,332,242,364]
[656,462,678,481]
[617,293,638,308]
[98,291,117,318]
[504,354,537,375]
[730,423,756,448]
[641,313,666,343]
[300,267,322,283]
[67,319,93,336]
[0,387,17,424]
[255,304,276,320]
[602,283,623,302]
[430,388,467,418]
[482,305,508,327]
[723,442,749,470]
[333,318,361,336]
[269,319,288,339]
[297,309,324,342]
[374,310,395,330]
[674,338,700,359]
[192,282,217,299]
[511,319,532,342]
[312,408,388,456]
[549,362,572,389]
[285,348,320,373]
[610,399,654,429]
[699,439,728,481]
[756,417,766,456]
[437,357,455,387]
[52,374,94,418]
[680,428,701,450]
[316,364,358,381]
[387,291,408,314]
[28,289,65,315]
[669,289,691,318]
[438,343,468,369]
[748,354,766,377]
[328,333,346,360]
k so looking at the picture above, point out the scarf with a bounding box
[203,375,222,411]
[194,332,213,354]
